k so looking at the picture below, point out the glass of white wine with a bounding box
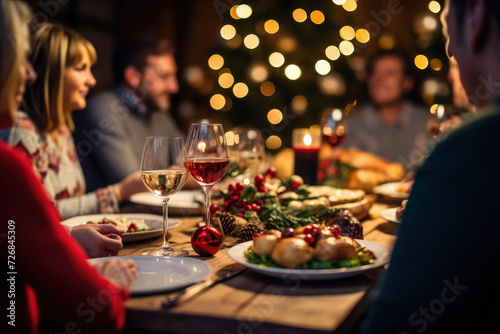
[226,127,265,184]
[140,137,189,256]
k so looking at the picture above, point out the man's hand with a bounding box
[71,224,124,258]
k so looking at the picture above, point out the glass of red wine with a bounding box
[140,137,189,256]
[321,108,347,147]
[184,123,230,227]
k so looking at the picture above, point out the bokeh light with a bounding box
[293,8,307,23]
[264,19,279,34]
[267,109,283,124]
[236,4,252,19]
[325,45,341,61]
[260,81,276,96]
[292,95,308,114]
[378,34,395,49]
[285,64,301,80]
[210,94,225,110]
[218,72,234,89]
[230,6,240,19]
[233,82,249,98]
[339,40,354,56]
[266,135,282,150]
[279,37,297,52]
[310,10,325,24]
[315,60,331,75]
[269,52,285,67]
[340,26,355,40]
[430,58,443,71]
[342,0,357,12]
[356,29,370,43]
[429,1,441,13]
[332,0,347,5]
[244,34,260,49]
[415,54,429,70]
[249,64,268,82]
[220,25,236,40]
[208,54,224,70]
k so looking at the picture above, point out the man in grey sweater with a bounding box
[73,38,183,191]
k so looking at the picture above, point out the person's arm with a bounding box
[0,146,130,333]
[76,94,141,184]
[70,224,124,258]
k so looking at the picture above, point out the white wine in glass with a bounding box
[140,137,189,256]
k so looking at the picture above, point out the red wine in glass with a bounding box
[323,125,346,147]
[184,158,230,185]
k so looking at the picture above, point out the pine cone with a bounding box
[214,212,236,236]
[237,221,264,242]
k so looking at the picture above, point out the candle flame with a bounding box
[303,134,312,146]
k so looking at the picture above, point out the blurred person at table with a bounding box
[72,37,185,191]
[0,2,137,333]
[0,23,146,220]
[360,0,500,333]
[341,49,430,165]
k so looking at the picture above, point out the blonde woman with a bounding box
[0,1,137,333]
[0,22,145,219]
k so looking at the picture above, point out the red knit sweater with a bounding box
[0,141,129,334]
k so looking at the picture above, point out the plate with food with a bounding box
[372,181,413,199]
[87,256,211,296]
[61,213,180,242]
[379,207,401,223]
[129,190,204,214]
[228,230,391,280]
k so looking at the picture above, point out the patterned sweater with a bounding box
[0,111,119,219]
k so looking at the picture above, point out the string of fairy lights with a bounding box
[195,0,446,151]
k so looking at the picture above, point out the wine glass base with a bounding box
[142,248,189,256]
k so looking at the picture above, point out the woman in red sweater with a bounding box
[0,1,137,333]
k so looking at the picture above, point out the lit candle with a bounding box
[292,128,320,185]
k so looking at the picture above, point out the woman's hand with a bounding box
[71,223,124,258]
[92,258,138,288]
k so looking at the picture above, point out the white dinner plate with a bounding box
[130,190,204,210]
[379,207,401,223]
[61,213,180,242]
[88,256,212,296]
[228,240,391,280]
[372,181,412,199]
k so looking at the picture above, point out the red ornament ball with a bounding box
[191,226,222,256]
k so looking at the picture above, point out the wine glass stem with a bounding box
[161,199,171,251]
[203,185,213,227]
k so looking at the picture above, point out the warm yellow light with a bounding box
[250,64,268,82]
[310,10,325,24]
[378,34,395,50]
[310,125,321,133]
[293,8,307,23]
[233,82,249,98]
[430,58,443,71]
[279,37,297,52]
[332,0,347,5]
[226,34,242,48]
[230,6,240,19]
[340,26,355,41]
[260,81,275,96]
[267,109,283,124]
[429,1,441,13]
[244,34,260,49]
[303,134,312,146]
[315,60,331,75]
[208,54,224,70]
[269,52,285,67]
[266,135,282,150]
[422,15,438,30]
[430,104,438,115]
[414,54,429,70]
[264,19,279,34]
[210,94,225,110]
[356,29,370,43]
[292,95,307,112]
[339,41,354,56]
[285,64,301,80]
[218,72,234,89]
[225,131,235,145]
[220,25,236,40]
[325,45,340,61]
[236,4,252,19]
[342,0,357,12]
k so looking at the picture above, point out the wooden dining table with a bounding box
[119,196,401,334]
